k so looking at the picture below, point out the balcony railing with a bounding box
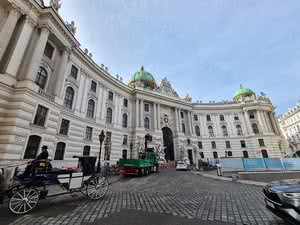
[38,89,55,102]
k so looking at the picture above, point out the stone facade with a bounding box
[278,102,300,152]
[0,0,286,166]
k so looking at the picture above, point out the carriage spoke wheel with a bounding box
[9,188,39,214]
[87,177,109,200]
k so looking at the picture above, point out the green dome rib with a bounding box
[234,85,254,98]
[129,66,156,89]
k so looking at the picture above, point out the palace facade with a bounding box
[0,0,286,166]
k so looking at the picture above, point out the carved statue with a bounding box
[50,0,61,11]
[183,94,192,102]
[66,21,77,35]
[155,77,179,97]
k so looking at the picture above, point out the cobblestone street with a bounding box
[0,169,290,225]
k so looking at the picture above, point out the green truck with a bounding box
[119,149,159,176]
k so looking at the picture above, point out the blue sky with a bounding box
[57,0,300,114]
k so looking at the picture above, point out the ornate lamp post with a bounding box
[97,130,106,173]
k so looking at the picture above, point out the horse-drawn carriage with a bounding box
[0,156,109,214]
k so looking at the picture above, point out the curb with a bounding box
[193,172,268,187]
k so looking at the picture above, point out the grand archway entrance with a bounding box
[162,127,174,161]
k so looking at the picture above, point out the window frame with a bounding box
[106,107,113,124]
[85,126,93,140]
[86,99,95,118]
[70,65,78,80]
[64,86,75,110]
[35,67,48,89]
[33,105,48,127]
[59,118,70,136]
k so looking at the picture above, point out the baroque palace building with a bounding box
[0,0,286,166]
[278,102,300,152]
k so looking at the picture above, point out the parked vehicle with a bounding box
[176,161,188,171]
[263,179,300,222]
[119,149,159,176]
[0,156,109,214]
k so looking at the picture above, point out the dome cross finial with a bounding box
[141,66,144,71]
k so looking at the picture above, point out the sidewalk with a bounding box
[194,170,268,187]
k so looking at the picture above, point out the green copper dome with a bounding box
[234,85,254,99]
[129,66,156,90]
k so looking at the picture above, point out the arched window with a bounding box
[208,126,214,137]
[236,125,243,136]
[122,114,128,128]
[195,125,200,136]
[261,150,268,158]
[182,123,186,133]
[35,67,48,89]
[83,145,90,156]
[87,99,95,118]
[64,87,74,109]
[54,142,65,160]
[213,151,218,159]
[252,123,259,134]
[220,114,225,121]
[106,108,113,124]
[222,125,228,136]
[243,150,249,158]
[144,117,150,129]
[24,135,41,159]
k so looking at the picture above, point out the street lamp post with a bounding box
[97,130,106,173]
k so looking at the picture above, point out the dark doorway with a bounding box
[188,149,194,165]
[162,127,174,161]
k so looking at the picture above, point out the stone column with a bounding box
[157,104,161,129]
[175,108,179,132]
[178,109,182,132]
[80,76,90,113]
[153,103,157,130]
[257,110,267,133]
[5,16,35,77]
[263,111,273,132]
[54,48,70,97]
[118,96,123,126]
[0,6,22,62]
[242,111,252,135]
[96,85,103,121]
[75,70,84,112]
[270,112,280,134]
[140,99,144,128]
[25,26,50,82]
[135,99,139,127]
[187,111,192,135]
[114,94,119,125]
[100,87,107,122]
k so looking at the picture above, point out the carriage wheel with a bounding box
[86,176,109,200]
[9,188,39,214]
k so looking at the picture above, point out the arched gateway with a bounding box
[162,127,175,161]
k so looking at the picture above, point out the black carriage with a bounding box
[1,156,109,214]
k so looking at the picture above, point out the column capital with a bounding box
[24,15,37,27]
[39,24,52,34]
[8,4,23,18]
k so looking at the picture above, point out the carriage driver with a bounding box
[36,145,49,160]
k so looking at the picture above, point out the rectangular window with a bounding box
[90,80,97,92]
[44,42,54,59]
[194,114,198,121]
[123,135,128,145]
[206,115,211,121]
[108,91,114,101]
[240,140,246,148]
[249,113,255,119]
[180,111,184,119]
[70,65,78,80]
[144,104,149,112]
[85,126,93,140]
[123,98,128,107]
[258,139,265,147]
[59,119,70,135]
[33,105,48,127]
[225,141,231,149]
[198,141,203,149]
[234,114,239,120]
[211,141,216,149]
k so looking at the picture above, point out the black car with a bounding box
[263,179,300,223]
